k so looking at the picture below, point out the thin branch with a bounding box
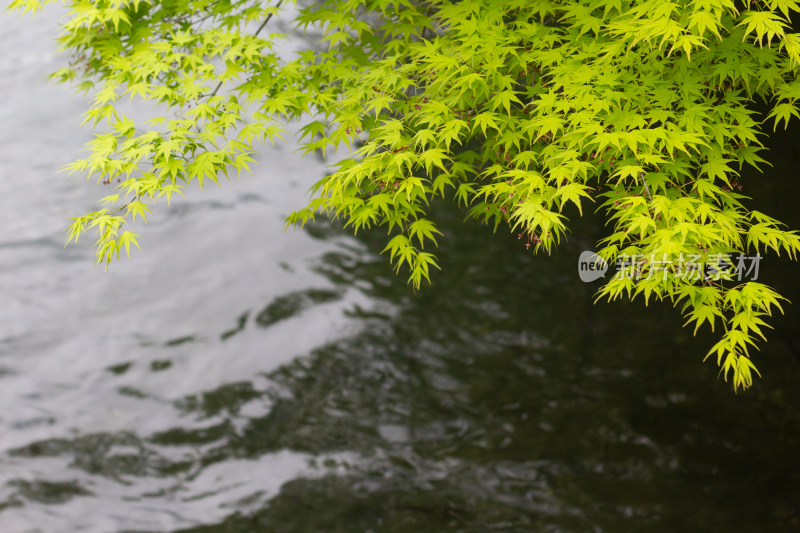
[639,171,653,202]
[205,0,285,101]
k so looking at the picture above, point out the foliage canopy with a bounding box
[8,0,800,390]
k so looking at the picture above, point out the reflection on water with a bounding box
[2,8,800,533]
[166,208,800,533]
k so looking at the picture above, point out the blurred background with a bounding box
[1,8,799,533]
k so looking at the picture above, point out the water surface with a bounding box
[1,9,800,533]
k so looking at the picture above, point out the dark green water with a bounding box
[2,10,800,533]
[168,204,800,533]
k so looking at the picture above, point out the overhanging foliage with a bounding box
[8,0,800,390]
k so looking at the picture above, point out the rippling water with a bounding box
[2,9,800,533]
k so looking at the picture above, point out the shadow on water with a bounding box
[172,219,800,533]
[160,121,800,531]
[7,152,800,532]
[253,289,344,330]
[1,17,799,525]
